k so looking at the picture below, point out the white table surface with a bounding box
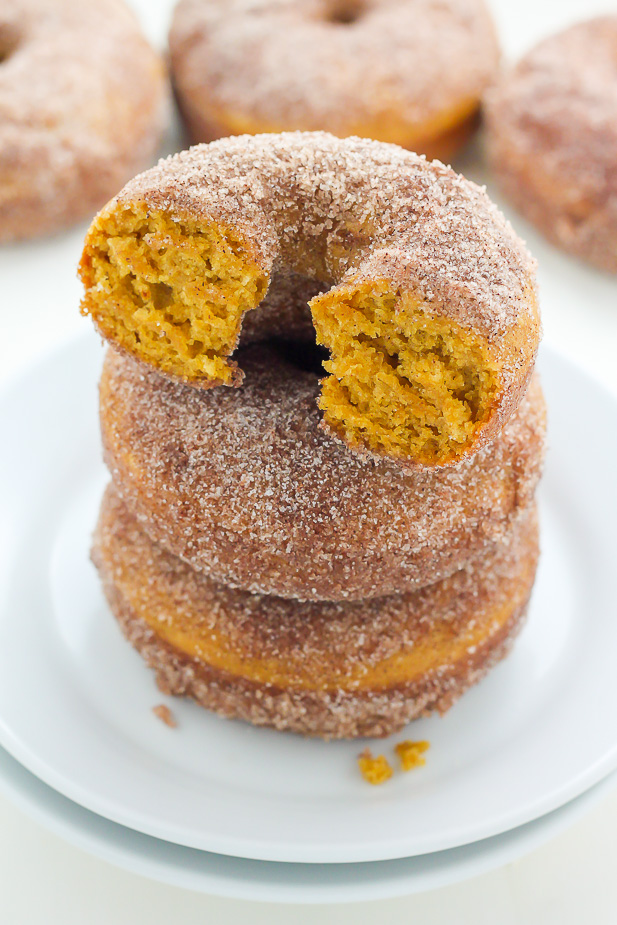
[1,0,616,920]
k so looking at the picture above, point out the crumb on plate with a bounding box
[153,704,177,727]
[395,739,430,771]
[358,748,393,785]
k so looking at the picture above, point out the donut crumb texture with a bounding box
[395,739,430,771]
[80,204,268,386]
[312,282,501,465]
[358,749,393,785]
[358,740,429,784]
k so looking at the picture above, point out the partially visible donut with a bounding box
[168,0,500,163]
[0,0,167,242]
[80,133,540,468]
[99,343,546,602]
[485,17,617,273]
[93,486,539,740]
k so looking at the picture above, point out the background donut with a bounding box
[0,0,168,242]
[168,0,500,162]
[485,16,617,273]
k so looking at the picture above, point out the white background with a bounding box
[1,0,616,921]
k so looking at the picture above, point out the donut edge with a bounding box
[99,575,531,741]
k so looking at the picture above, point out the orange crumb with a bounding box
[153,704,177,727]
[358,748,393,785]
[395,739,430,771]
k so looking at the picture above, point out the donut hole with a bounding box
[81,204,502,466]
[311,282,501,466]
[270,339,329,377]
[0,26,20,64]
[325,0,366,25]
[80,205,268,386]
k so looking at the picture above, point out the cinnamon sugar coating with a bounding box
[81,132,541,467]
[99,343,546,602]
[0,0,168,242]
[169,0,500,161]
[85,132,538,347]
[92,487,539,740]
[485,16,617,273]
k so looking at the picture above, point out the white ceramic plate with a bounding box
[0,335,616,864]
[1,744,616,904]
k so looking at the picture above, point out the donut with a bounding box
[168,0,500,163]
[485,17,617,273]
[0,0,167,242]
[99,342,546,602]
[92,486,539,740]
[80,133,540,468]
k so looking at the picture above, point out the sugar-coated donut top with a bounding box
[114,132,538,350]
[169,0,499,132]
[486,17,617,213]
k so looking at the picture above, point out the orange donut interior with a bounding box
[81,201,505,467]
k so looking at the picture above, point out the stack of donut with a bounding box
[81,132,545,740]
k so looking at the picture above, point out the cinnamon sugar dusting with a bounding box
[82,132,541,469]
[94,487,539,678]
[100,344,546,601]
[116,131,537,345]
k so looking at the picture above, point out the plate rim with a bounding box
[1,743,616,904]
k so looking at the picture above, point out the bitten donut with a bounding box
[99,342,546,602]
[93,487,539,740]
[485,17,617,273]
[0,0,167,242]
[81,133,540,468]
[168,0,500,163]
